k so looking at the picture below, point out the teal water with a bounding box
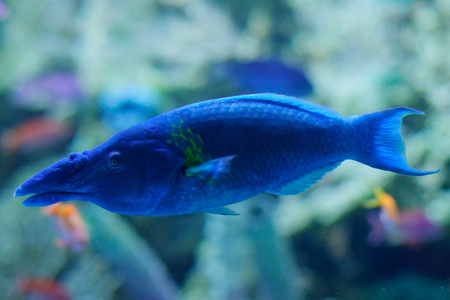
[0,1,448,299]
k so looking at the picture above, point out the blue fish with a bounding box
[213,59,313,96]
[14,94,439,216]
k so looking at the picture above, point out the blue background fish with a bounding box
[15,93,438,216]
[212,59,313,96]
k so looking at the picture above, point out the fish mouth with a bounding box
[15,188,86,207]
[14,151,93,207]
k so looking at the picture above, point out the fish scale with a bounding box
[149,97,355,214]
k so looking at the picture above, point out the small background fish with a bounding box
[211,59,313,96]
[0,117,72,155]
[43,202,89,252]
[365,188,442,247]
[12,72,84,111]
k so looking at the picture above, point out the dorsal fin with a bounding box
[228,93,342,118]
[267,161,342,195]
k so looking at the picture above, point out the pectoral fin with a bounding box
[185,155,236,180]
[203,206,240,215]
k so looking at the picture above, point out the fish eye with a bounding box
[106,151,123,169]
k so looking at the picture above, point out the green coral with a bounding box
[62,255,122,300]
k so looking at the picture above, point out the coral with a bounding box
[61,255,121,300]
[0,187,67,298]
[183,195,303,300]
[84,204,181,300]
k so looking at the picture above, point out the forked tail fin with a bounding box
[354,107,439,176]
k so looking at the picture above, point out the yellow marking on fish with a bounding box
[170,121,209,168]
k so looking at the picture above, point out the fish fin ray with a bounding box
[185,155,236,180]
[204,206,240,215]
[267,161,342,195]
[355,107,440,176]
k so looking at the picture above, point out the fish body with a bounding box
[365,189,441,247]
[213,59,313,96]
[15,93,438,216]
[43,203,89,252]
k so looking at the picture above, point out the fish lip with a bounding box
[21,191,87,207]
[14,186,25,197]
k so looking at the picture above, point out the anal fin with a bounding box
[267,161,342,195]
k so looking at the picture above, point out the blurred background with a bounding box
[0,0,449,299]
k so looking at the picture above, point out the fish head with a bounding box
[15,132,183,215]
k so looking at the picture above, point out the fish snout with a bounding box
[15,162,66,197]
[15,152,91,206]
